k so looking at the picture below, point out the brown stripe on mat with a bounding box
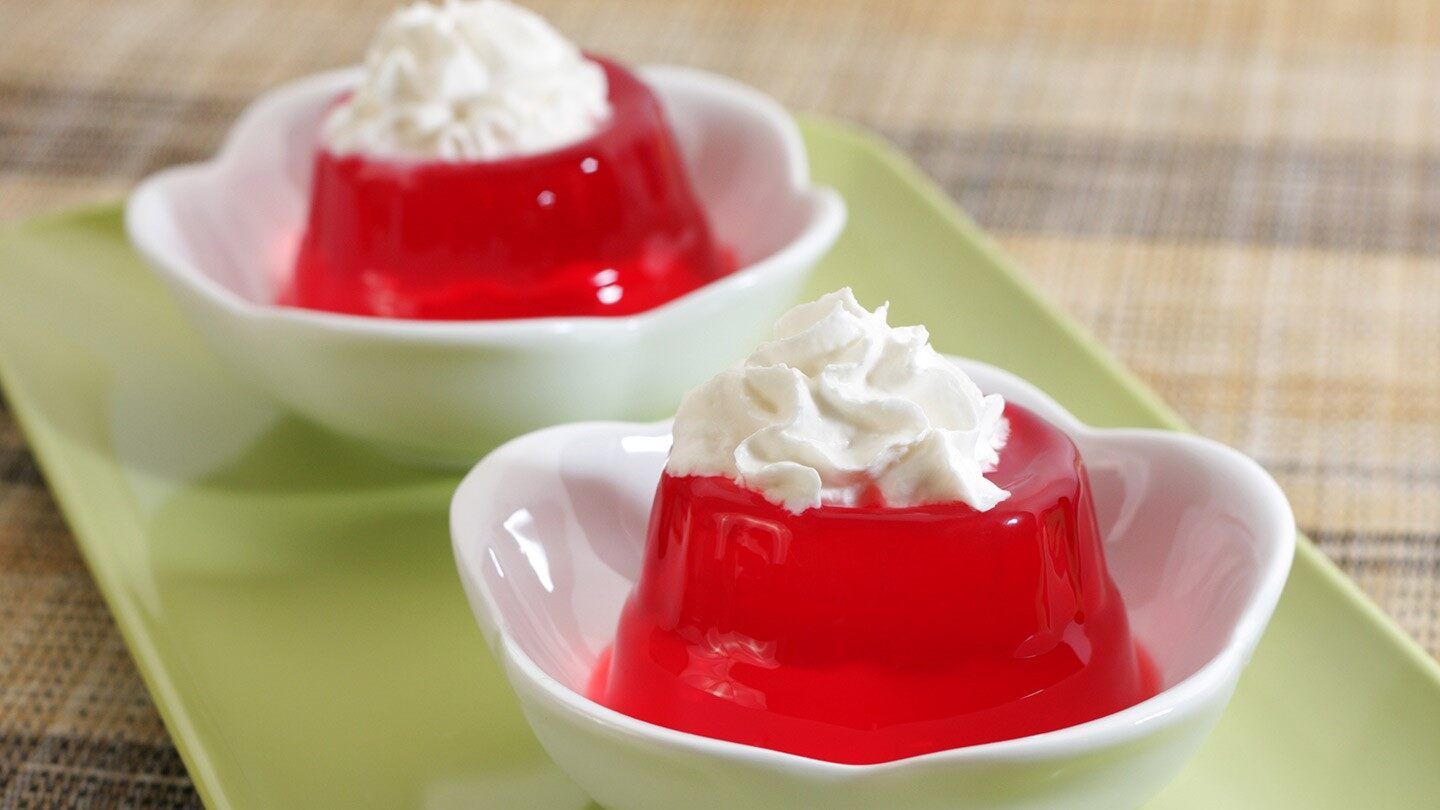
[4,74,1440,256]
[1268,460,1440,487]
[0,454,43,489]
[0,733,200,809]
[0,81,240,178]
[1313,530,1440,566]
[0,122,219,180]
[1311,529,1440,653]
[887,126,1440,255]
[0,392,43,489]
[0,81,244,119]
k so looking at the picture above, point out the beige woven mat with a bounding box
[2,0,1438,804]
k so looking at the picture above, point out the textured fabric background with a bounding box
[2,0,1438,805]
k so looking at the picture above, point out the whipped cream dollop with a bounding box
[668,289,1011,513]
[323,0,610,161]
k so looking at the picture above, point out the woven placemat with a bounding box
[2,0,1438,804]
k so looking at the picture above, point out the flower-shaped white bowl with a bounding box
[125,65,845,464]
[451,359,1295,810]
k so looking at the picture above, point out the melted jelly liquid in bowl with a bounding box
[286,58,733,320]
[593,403,1157,764]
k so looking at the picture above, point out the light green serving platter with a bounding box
[1,120,1438,809]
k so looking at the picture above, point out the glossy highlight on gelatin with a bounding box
[286,58,733,320]
[593,403,1156,764]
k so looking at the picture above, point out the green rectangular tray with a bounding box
[2,119,1438,808]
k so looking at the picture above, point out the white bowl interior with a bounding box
[647,66,816,267]
[139,66,817,309]
[1082,433,1268,683]
[459,363,1289,704]
[156,76,324,305]
[469,428,661,689]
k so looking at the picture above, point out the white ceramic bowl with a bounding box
[126,66,845,464]
[451,359,1295,810]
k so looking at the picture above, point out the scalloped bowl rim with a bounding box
[125,64,846,347]
[451,357,1296,775]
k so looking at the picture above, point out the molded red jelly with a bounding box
[285,58,733,320]
[593,403,1155,764]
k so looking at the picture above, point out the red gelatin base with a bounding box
[594,403,1156,764]
[285,58,733,320]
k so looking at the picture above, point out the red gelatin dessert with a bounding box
[593,401,1156,764]
[286,57,732,320]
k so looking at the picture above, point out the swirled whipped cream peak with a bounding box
[323,0,610,161]
[668,289,1011,514]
